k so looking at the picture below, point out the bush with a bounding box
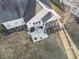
[0,24,7,33]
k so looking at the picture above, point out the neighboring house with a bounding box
[60,0,79,17]
[27,0,61,43]
[51,0,79,17]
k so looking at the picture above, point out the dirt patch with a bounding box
[0,31,67,59]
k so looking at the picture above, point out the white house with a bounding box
[59,0,79,17]
[26,0,61,43]
[0,0,61,43]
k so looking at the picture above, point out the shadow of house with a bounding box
[23,0,36,22]
[0,0,36,35]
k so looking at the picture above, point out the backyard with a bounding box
[0,31,67,59]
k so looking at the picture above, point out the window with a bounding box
[77,10,79,15]
[39,26,43,29]
[34,37,37,40]
[30,27,35,32]
[39,21,41,24]
[33,23,35,25]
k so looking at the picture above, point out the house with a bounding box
[26,0,61,43]
[50,0,79,17]
[0,0,61,42]
[60,0,79,17]
[0,0,52,31]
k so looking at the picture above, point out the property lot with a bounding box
[0,31,67,59]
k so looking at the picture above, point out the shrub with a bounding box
[0,24,7,33]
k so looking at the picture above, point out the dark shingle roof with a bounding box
[41,12,52,22]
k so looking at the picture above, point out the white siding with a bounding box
[3,18,25,29]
